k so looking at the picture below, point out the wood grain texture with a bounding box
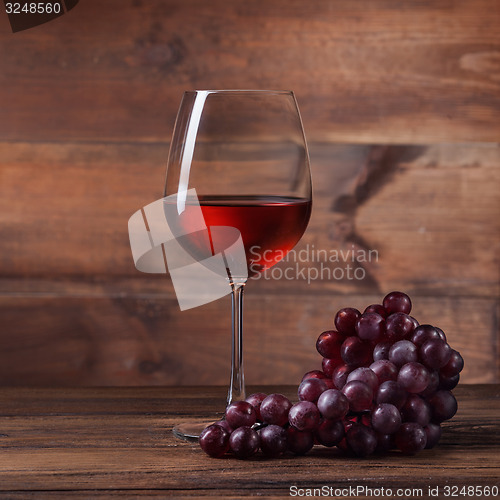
[0,0,499,143]
[0,294,495,386]
[0,140,498,385]
[0,386,497,497]
[0,141,498,293]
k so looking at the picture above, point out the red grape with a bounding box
[401,394,431,426]
[342,380,373,412]
[419,339,452,370]
[322,357,337,377]
[370,360,398,384]
[440,350,464,377]
[245,393,267,421]
[298,377,328,403]
[419,370,440,397]
[341,336,372,367]
[346,423,378,457]
[323,378,335,390]
[332,364,353,390]
[316,330,344,361]
[225,400,256,429]
[389,340,418,367]
[398,362,430,394]
[385,313,415,342]
[376,381,407,410]
[383,291,412,315]
[288,401,320,431]
[213,419,233,434]
[334,307,361,336]
[427,390,458,423]
[260,394,292,426]
[229,426,260,458]
[356,312,386,342]
[435,327,447,342]
[375,432,394,453]
[286,426,314,455]
[424,423,442,449]
[411,324,440,347]
[395,422,427,454]
[439,373,460,391]
[346,367,379,393]
[409,316,420,330]
[317,389,349,420]
[259,424,288,458]
[364,304,388,318]
[199,424,230,458]
[371,403,402,434]
[301,370,328,381]
[373,341,392,361]
[315,418,344,447]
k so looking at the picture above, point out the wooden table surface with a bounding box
[0,385,498,498]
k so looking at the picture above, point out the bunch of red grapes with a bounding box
[199,292,464,459]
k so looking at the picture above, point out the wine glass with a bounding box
[164,90,312,440]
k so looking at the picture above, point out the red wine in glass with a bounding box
[171,195,311,276]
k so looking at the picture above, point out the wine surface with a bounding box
[166,195,311,277]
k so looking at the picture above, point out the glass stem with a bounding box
[227,282,246,406]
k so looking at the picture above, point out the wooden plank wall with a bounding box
[0,0,499,386]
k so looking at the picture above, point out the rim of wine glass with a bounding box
[183,89,294,95]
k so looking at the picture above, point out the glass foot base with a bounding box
[172,421,215,442]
